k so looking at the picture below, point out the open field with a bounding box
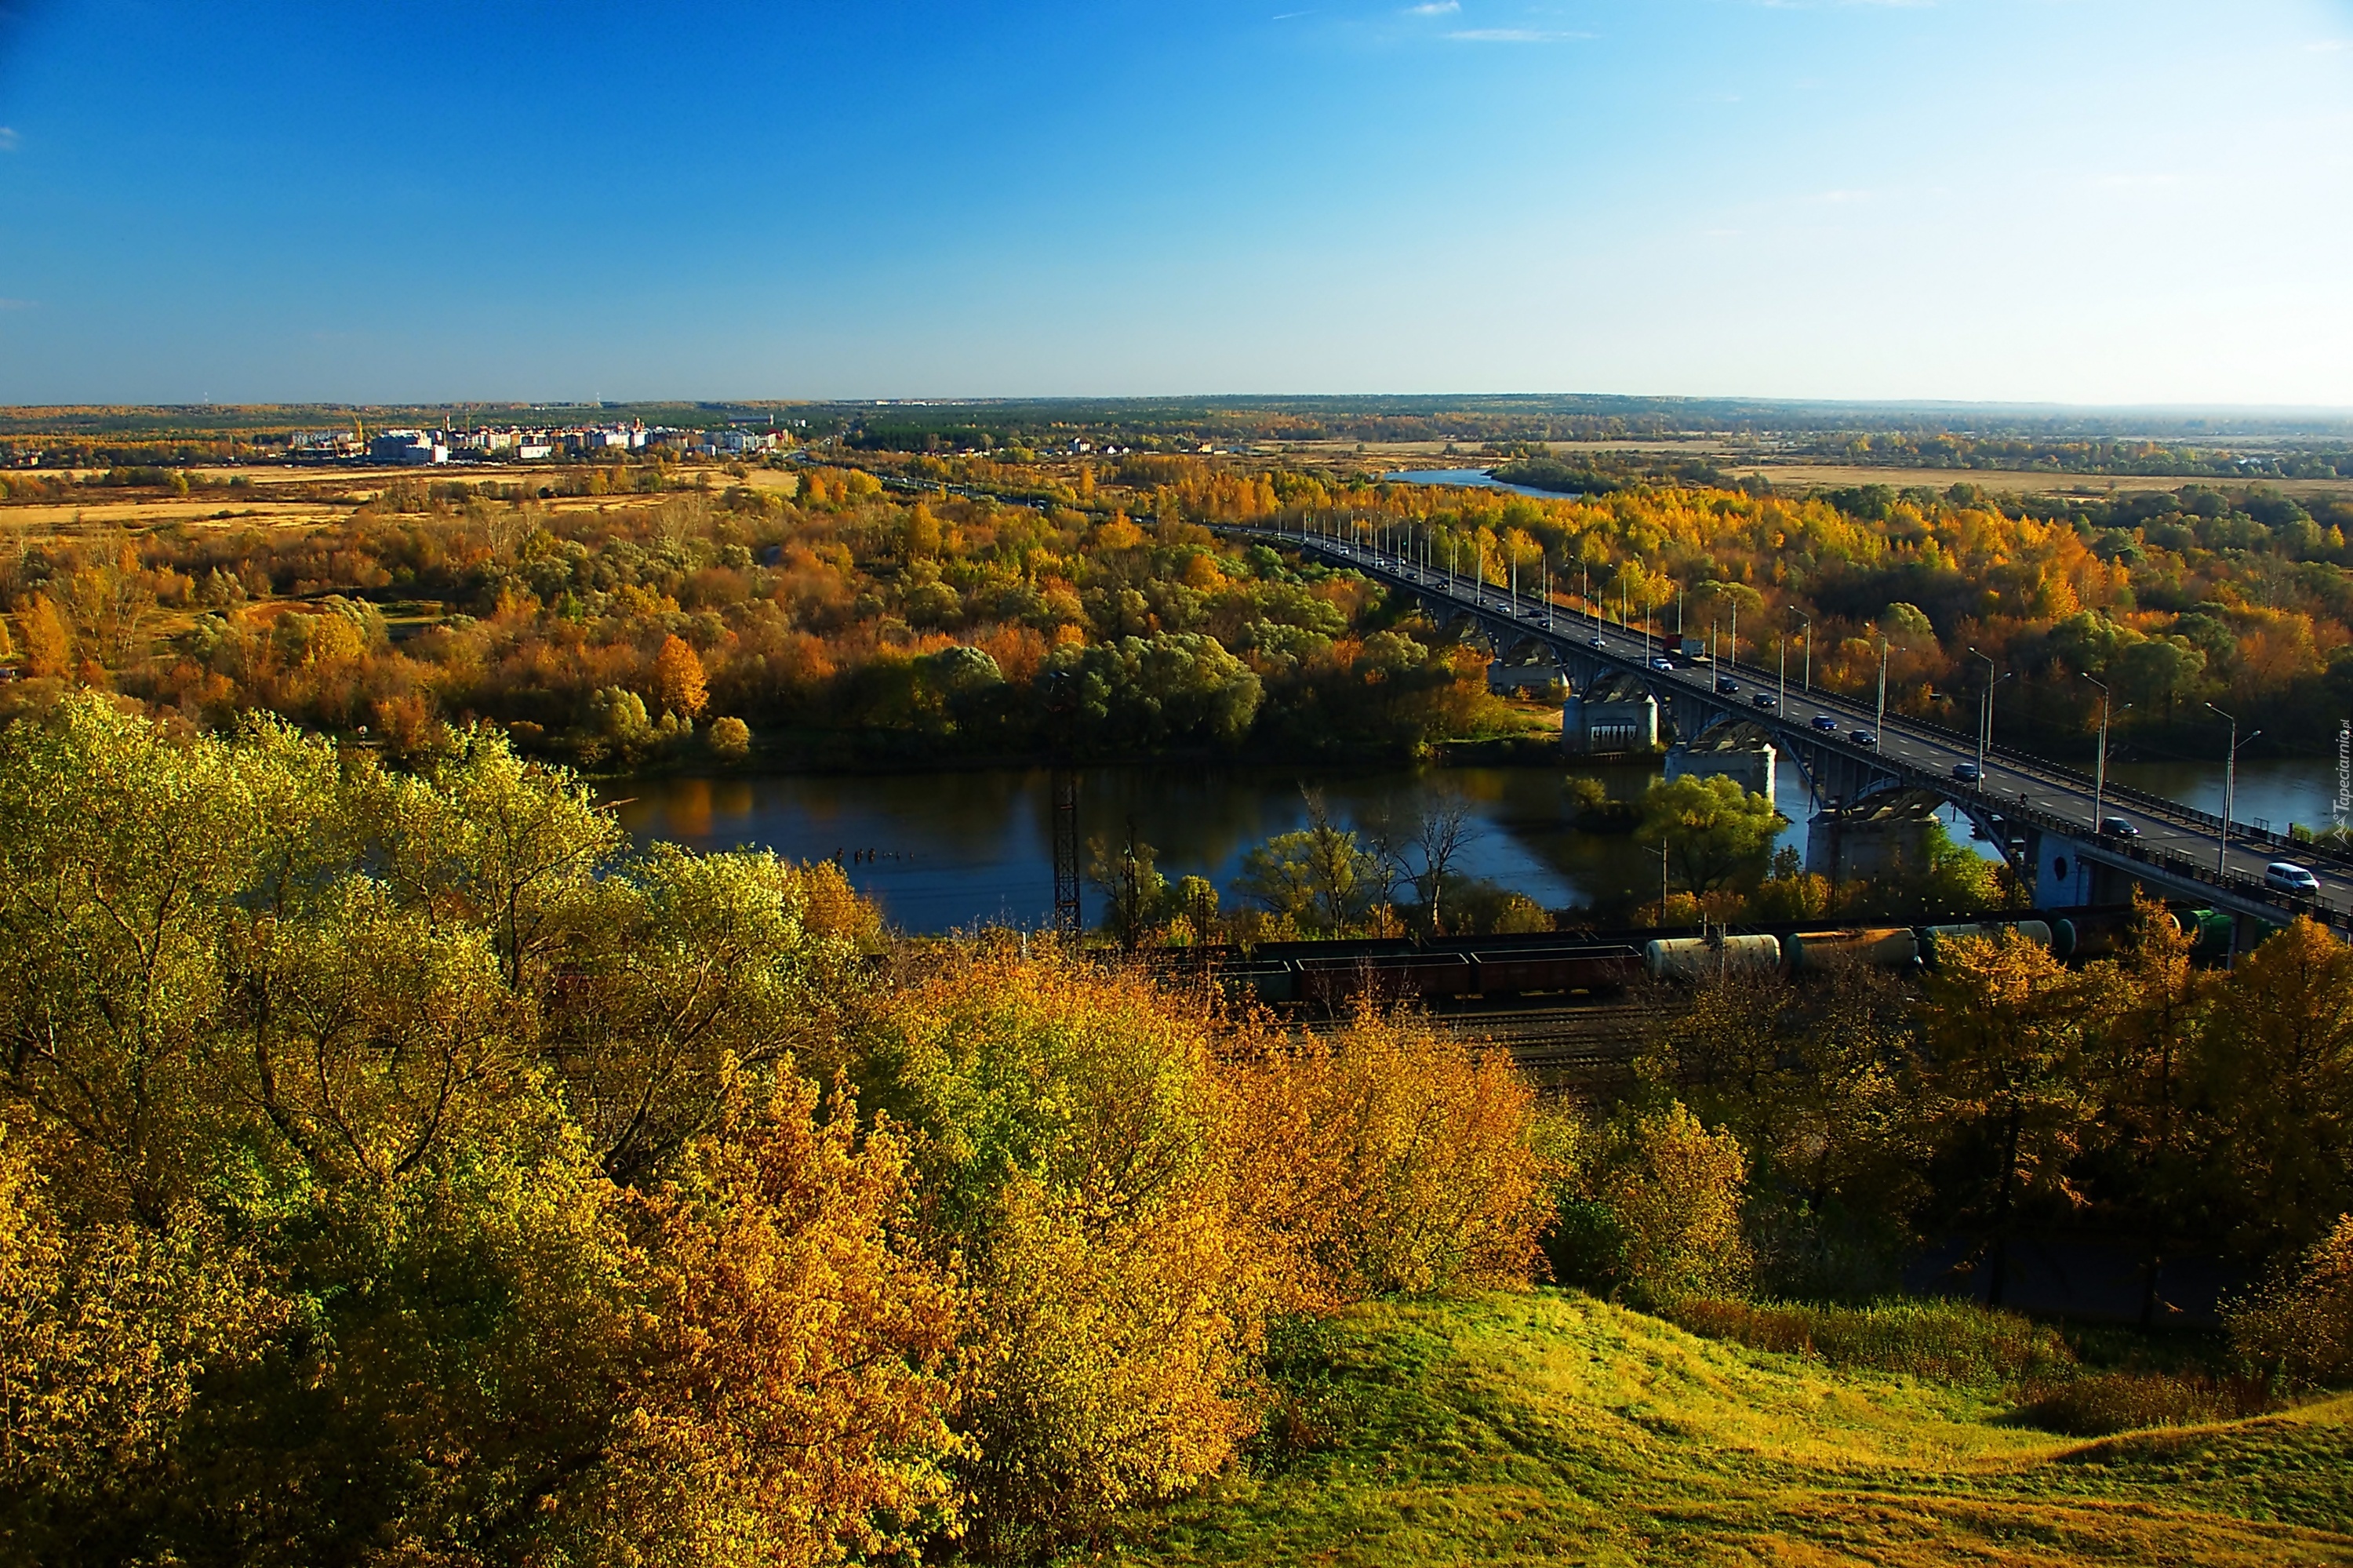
[1117,1291,2353,1568]
[0,497,344,529]
[1246,440,2353,500]
[1731,461,2353,502]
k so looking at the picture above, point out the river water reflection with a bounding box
[609,761,1804,934]
[1381,467,1567,500]
[608,755,2339,935]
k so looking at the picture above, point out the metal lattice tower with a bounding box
[1052,769,1082,938]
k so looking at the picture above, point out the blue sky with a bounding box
[0,0,2348,406]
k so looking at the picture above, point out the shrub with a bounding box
[2013,1371,2276,1436]
[868,954,1262,1560]
[1662,1296,2076,1387]
[2225,1212,2353,1387]
[1221,1005,1552,1306]
[708,713,752,759]
[1548,1101,1751,1307]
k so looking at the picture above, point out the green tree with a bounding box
[1236,791,1383,935]
[1635,775,1785,897]
[1087,831,1169,950]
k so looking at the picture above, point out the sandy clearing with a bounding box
[0,499,345,529]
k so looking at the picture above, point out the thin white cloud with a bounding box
[1447,27,1593,42]
[2308,38,2351,53]
[1405,1,1460,12]
[0,298,36,311]
[0,128,19,152]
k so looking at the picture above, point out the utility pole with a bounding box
[1729,603,1738,675]
[2206,703,2259,875]
[1794,612,1810,693]
[1777,638,1786,711]
[1047,681,1083,940]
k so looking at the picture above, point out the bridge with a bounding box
[1236,522,2351,951]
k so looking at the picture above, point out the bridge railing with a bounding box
[1828,744,2351,933]
[1289,534,2353,880]
[1702,638,2353,875]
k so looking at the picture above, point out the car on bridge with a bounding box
[1589,635,1607,649]
[2100,815,2140,839]
[1851,729,1878,748]
[1812,713,1839,732]
[1650,657,1675,671]
[2265,861,2322,895]
[1716,678,1740,694]
[1751,693,1777,709]
[1952,762,1981,784]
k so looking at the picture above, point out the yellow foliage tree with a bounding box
[2225,1211,2353,1387]
[1551,1100,1753,1306]
[570,1071,963,1566]
[872,955,1261,1559]
[16,594,71,678]
[654,632,711,720]
[1223,1006,1551,1306]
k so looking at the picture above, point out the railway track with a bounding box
[1286,991,1678,1086]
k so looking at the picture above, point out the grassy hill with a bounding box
[1105,1292,2353,1567]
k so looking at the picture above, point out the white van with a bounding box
[2264,861,2321,895]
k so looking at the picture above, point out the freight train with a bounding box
[1205,904,2238,1007]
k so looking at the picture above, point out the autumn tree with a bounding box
[2076,893,2212,1327]
[865,954,1261,1560]
[1221,1006,1551,1305]
[1919,930,2096,1307]
[2197,917,2353,1263]
[1547,1100,1753,1307]
[15,594,71,678]
[654,631,711,720]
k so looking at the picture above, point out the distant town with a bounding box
[285,418,796,467]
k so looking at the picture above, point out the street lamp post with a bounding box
[1793,612,1811,693]
[1967,646,2012,780]
[2205,703,2260,875]
[1875,637,1889,738]
[2082,675,2130,830]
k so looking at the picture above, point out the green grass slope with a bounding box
[1108,1292,2353,1567]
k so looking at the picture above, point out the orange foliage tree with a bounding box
[653,632,711,720]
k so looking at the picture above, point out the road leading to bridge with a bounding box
[1249,525,2348,931]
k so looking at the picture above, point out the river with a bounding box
[1380,467,1570,501]
[608,753,2343,935]
[609,760,1809,934]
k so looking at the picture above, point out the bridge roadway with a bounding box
[1238,524,2351,940]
